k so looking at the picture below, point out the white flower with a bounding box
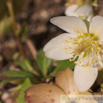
[43,16,103,92]
[65,4,94,22]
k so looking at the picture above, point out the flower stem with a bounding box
[6,0,26,58]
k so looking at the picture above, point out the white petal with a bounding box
[89,16,103,41]
[43,33,74,60]
[65,4,79,16]
[74,65,98,92]
[50,16,87,35]
[76,5,93,20]
[97,29,103,41]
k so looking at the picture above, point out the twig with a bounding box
[6,0,26,58]
[26,39,37,60]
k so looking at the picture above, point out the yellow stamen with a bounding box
[91,59,96,63]
[66,37,69,39]
[88,64,90,68]
[65,40,68,44]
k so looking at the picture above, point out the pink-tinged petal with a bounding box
[43,33,74,60]
[89,16,103,41]
[55,68,80,95]
[50,16,87,35]
[25,83,66,103]
[74,65,98,92]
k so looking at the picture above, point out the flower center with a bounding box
[74,33,99,55]
[65,33,102,67]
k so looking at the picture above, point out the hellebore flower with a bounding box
[65,4,94,21]
[25,68,97,103]
[43,16,103,92]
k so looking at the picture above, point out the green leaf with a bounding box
[12,52,20,60]
[36,49,51,77]
[18,59,30,71]
[16,78,32,103]
[1,77,25,84]
[1,70,40,84]
[18,59,40,76]
[1,70,35,78]
[0,17,12,37]
[50,59,76,76]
